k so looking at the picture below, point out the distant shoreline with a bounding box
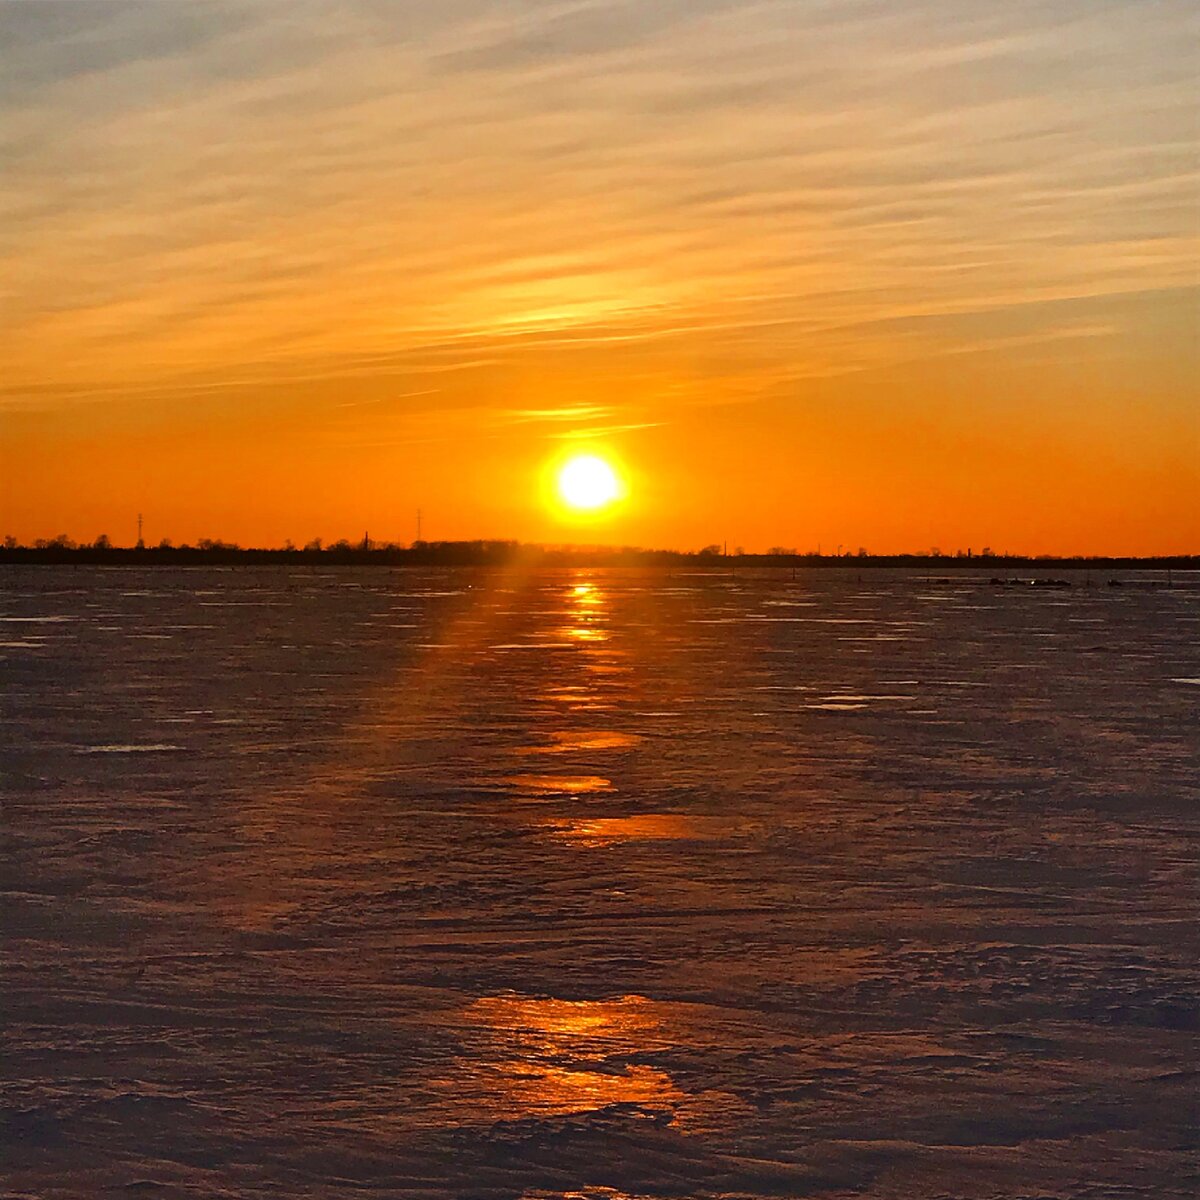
[1,546,1195,571]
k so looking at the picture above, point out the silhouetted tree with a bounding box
[93,534,112,550]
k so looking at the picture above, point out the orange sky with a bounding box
[1,1,1197,554]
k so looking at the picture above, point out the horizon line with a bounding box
[1,538,1196,565]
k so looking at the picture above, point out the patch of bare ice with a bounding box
[77,744,183,754]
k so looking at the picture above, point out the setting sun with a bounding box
[557,455,621,512]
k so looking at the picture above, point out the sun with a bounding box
[557,454,621,511]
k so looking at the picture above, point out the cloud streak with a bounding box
[0,0,1195,420]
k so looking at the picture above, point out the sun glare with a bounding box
[557,454,620,512]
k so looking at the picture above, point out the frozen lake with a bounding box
[3,566,1197,1198]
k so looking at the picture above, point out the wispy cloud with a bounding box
[506,406,615,423]
[0,0,1196,422]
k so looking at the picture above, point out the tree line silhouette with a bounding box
[0,534,1194,571]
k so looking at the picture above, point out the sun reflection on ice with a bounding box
[544,813,745,847]
[561,581,610,642]
[450,994,683,1123]
[520,730,641,754]
[504,774,614,794]
[470,994,667,1050]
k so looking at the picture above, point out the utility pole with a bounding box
[416,508,422,544]
[136,513,144,549]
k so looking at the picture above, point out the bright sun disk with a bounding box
[557,454,620,511]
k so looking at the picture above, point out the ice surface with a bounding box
[2,565,1197,1198]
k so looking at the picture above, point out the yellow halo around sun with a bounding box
[556,453,621,512]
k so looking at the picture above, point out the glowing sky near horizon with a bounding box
[0,0,1196,552]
